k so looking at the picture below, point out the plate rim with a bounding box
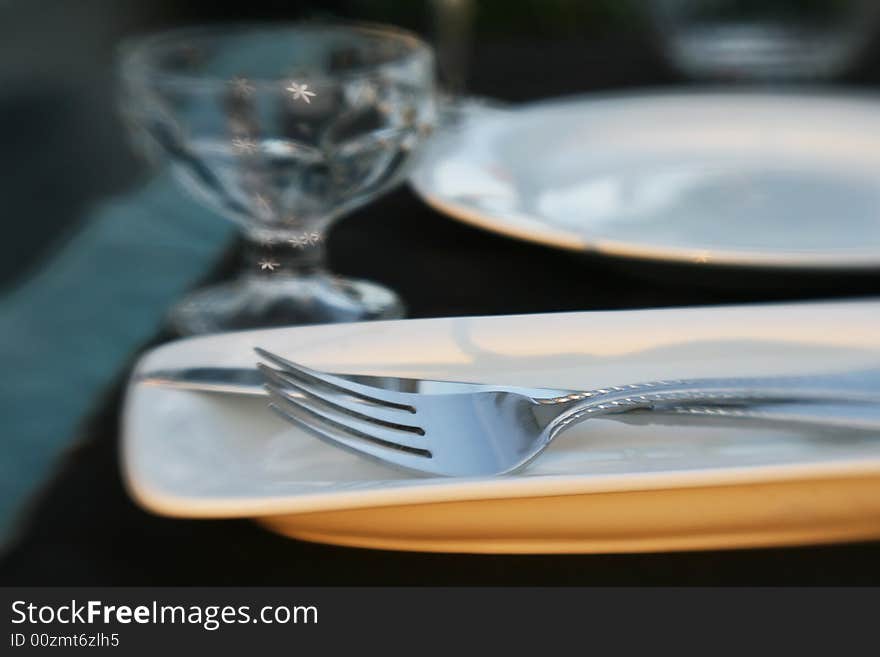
[124,451,880,518]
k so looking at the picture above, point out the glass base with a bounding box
[168,273,405,335]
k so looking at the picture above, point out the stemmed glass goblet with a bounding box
[120,23,436,333]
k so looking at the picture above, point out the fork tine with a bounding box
[255,347,416,412]
[264,384,432,454]
[265,400,433,475]
[259,364,424,434]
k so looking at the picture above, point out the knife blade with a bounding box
[135,367,880,432]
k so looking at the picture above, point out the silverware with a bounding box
[254,347,880,476]
[138,366,880,433]
[137,366,572,398]
[138,364,880,435]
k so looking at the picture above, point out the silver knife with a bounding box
[137,367,572,397]
[136,367,880,432]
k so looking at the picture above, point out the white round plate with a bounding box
[411,92,880,269]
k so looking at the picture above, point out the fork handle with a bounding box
[545,370,880,439]
[627,401,880,433]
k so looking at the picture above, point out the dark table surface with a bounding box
[4,33,880,585]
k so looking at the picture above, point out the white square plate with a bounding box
[123,300,880,553]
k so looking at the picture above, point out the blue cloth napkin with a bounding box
[0,173,233,543]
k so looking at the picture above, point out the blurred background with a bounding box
[0,0,657,290]
[6,0,880,292]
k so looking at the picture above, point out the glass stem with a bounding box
[245,233,327,279]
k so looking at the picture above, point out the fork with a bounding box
[255,347,880,477]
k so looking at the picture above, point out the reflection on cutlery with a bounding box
[139,365,880,436]
[138,366,571,398]
[252,348,880,476]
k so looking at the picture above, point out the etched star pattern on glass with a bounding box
[120,23,436,333]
